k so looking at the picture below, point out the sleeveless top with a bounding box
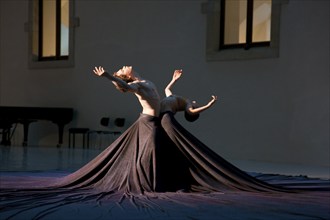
[160,95,187,114]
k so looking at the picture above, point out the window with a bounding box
[202,0,289,61]
[27,0,78,68]
[220,0,271,50]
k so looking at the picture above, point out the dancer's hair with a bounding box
[184,111,200,122]
[113,72,135,83]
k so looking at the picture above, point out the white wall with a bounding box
[0,0,329,167]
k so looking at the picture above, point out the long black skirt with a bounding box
[159,111,290,193]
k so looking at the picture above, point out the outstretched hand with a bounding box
[93,66,105,76]
[172,69,183,81]
[208,95,217,106]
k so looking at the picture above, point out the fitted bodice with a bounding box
[160,95,187,114]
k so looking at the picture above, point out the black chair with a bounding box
[68,127,90,148]
[89,117,125,147]
[0,120,13,146]
[99,117,125,136]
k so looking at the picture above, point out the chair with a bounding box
[68,127,90,148]
[89,117,125,148]
[0,120,18,146]
[100,117,125,137]
[0,124,12,146]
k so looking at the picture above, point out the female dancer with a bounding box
[160,69,217,122]
[56,65,165,193]
[159,69,289,192]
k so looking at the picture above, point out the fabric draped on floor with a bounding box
[54,111,296,193]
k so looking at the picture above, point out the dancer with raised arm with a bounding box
[93,66,161,117]
[56,65,165,193]
[159,69,290,192]
[161,69,217,122]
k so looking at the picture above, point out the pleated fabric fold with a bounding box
[56,113,162,194]
[159,111,291,193]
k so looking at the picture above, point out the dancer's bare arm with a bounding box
[165,69,182,97]
[93,66,139,93]
[186,95,217,115]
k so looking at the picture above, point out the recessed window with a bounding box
[220,0,271,50]
[202,0,288,61]
[28,0,77,68]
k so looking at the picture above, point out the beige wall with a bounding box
[0,0,329,168]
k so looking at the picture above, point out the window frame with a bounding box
[27,0,78,68]
[202,0,289,61]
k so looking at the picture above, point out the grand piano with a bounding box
[0,106,73,147]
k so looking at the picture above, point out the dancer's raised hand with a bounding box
[93,66,105,76]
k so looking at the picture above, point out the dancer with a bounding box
[159,69,289,192]
[160,69,217,122]
[157,69,219,192]
[56,65,165,193]
[93,66,161,117]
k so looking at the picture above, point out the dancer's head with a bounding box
[184,100,200,122]
[114,66,136,83]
